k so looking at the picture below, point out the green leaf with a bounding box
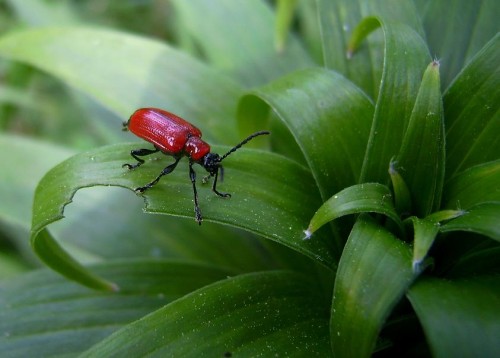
[5,0,79,26]
[440,202,500,242]
[30,143,336,288]
[0,135,292,273]
[239,67,373,200]
[316,0,424,98]
[357,18,431,183]
[0,27,241,144]
[443,160,500,210]
[32,229,118,291]
[415,0,500,89]
[408,276,500,358]
[171,0,312,88]
[388,158,412,215]
[444,34,500,178]
[305,183,401,238]
[275,0,298,53]
[331,215,415,357]
[0,260,232,357]
[0,134,73,229]
[0,134,73,265]
[0,251,30,279]
[408,216,440,273]
[395,60,445,216]
[81,271,331,357]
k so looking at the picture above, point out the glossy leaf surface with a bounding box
[30,143,335,288]
[357,17,431,183]
[239,67,373,200]
[331,216,415,357]
[305,183,401,238]
[396,60,445,216]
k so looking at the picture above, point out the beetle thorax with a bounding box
[185,136,211,161]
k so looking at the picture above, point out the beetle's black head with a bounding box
[202,152,221,175]
[202,131,270,176]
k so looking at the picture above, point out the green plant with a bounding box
[0,0,498,356]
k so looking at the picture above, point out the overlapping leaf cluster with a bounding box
[0,0,498,356]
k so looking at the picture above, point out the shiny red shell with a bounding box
[127,108,211,161]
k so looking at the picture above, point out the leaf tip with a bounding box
[412,259,423,274]
[109,282,121,292]
[346,48,354,60]
[303,228,313,240]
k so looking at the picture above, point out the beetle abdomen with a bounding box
[128,108,203,154]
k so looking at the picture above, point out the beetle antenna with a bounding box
[219,131,270,161]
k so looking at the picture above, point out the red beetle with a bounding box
[123,108,269,224]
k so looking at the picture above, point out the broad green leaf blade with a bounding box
[239,67,374,199]
[408,276,500,358]
[415,0,500,89]
[0,27,241,143]
[409,216,440,273]
[443,160,500,210]
[0,134,284,272]
[316,0,424,98]
[358,18,431,184]
[440,202,500,242]
[396,60,445,216]
[331,215,415,357]
[171,0,312,88]
[81,271,331,357]
[54,187,313,273]
[31,143,336,288]
[0,260,232,357]
[305,183,401,238]
[444,34,500,178]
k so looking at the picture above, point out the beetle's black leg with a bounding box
[135,156,181,193]
[189,161,203,225]
[212,167,231,198]
[123,148,159,170]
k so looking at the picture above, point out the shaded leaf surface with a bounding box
[408,276,500,358]
[440,203,500,242]
[82,271,331,357]
[444,34,500,178]
[443,160,500,210]
[0,260,232,357]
